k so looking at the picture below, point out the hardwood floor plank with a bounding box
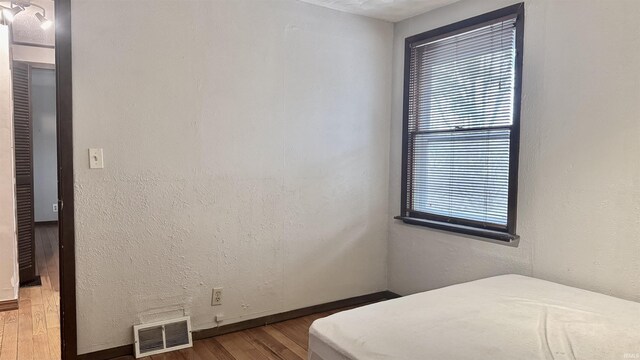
[46,327,60,360]
[44,221,61,360]
[191,341,216,360]
[49,226,60,294]
[271,318,312,351]
[244,327,303,360]
[150,351,184,360]
[17,299,33,360]
[43,289,59,329]
[36,231,51,292]
[16,290,28,307]
[177,347,204,360]
[40,275,51,292]
[0,311,18,360]
[198,338,235,360]
[27,288,43,308]
[31,305,46,336]
[32,334,51,360]
[262,326,307,359]
[42,226,59,292]
[217,331,270,360]
[37,226,60,331]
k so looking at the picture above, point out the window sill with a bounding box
[394,216,520,245]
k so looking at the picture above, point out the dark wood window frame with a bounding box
[395,3,524,244]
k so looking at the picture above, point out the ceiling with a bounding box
[11,0,55,47]
[298,0,460,22]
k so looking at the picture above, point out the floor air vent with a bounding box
[134,316,192,358]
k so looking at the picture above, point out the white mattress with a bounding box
[309,275,640,360]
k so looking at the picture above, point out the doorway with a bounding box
[0,0,74,359]
[12,64,58,288]
[11,59,60,360]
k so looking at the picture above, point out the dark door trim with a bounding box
[54,0,77,358]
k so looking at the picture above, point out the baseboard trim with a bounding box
[76,344,133,360]
[20,275,42,288]
[193,290,390,340]
[383,290,402,299]
[0,299,19,312]
[77,290,399,360]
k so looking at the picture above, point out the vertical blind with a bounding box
[406,16,517,228]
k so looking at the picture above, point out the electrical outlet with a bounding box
[52,203,58,213]
[212,287,223,306]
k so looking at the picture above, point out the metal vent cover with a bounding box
[133,316,192,358]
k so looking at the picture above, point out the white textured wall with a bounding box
[388,0,640,301]
[0,26,19,302]
[72,0,392,354]
[32,69,58,222]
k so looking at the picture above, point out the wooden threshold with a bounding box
[34,221,58,226]
[77,290,400,360]
[0,299,19,312]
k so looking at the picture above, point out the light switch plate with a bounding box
[89,148,104,169]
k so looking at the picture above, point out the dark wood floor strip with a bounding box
[271,319,310,351]
[201,338,236,360]
[244,327,302,360]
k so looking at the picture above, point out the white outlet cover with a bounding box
[212,287,223,306]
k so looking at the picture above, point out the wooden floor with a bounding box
[111,305,349,360]
[0,224,60,360]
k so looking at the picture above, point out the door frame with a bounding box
[54,0,77,358]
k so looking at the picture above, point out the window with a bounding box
[397,4,524,242]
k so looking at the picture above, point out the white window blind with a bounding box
[406,15,518,228]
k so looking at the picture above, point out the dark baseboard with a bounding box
[77,344,133,360]
[0,299,19,312]
[77,290,399,360]
[35,220,58,226]
[20,275,42,288]
[383,290,402,299]
[193,290,390,340]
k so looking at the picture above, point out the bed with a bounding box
[309,275,640,360]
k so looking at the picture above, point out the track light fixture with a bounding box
[0,1,51,29]
[34,11,50,29]
[1,4,22,22]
